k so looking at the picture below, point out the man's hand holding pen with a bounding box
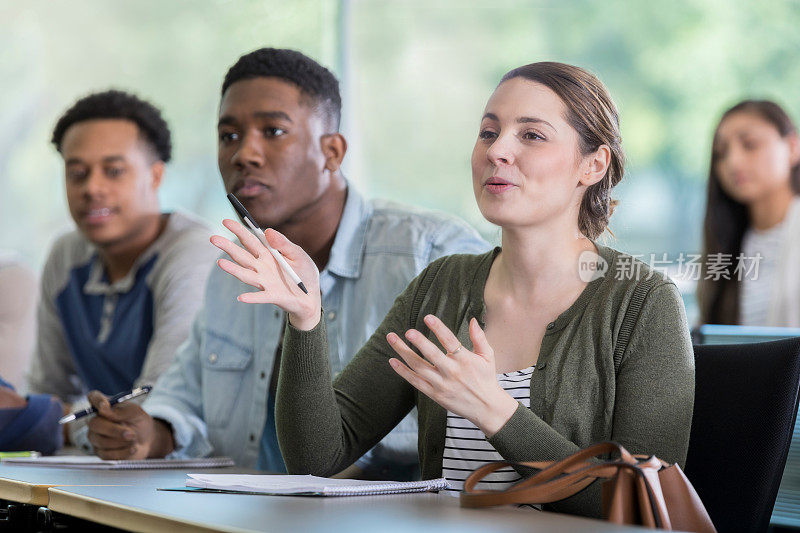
[85,390,175,460]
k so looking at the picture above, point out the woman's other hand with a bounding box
[210,219,322,330]
[387,314,519,437]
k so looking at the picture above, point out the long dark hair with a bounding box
[699,100,800,324]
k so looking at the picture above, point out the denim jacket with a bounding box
[138,186,489,474]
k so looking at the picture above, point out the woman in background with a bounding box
[699,100,800,326]
[0,251,38,391]
[0,253,61,454]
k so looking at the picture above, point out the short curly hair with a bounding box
[51,90,172,162]
[222,48,341,131]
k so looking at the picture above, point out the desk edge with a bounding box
[47,487,252,533]
[0,479,50,506]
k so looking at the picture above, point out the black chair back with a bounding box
[685,338,800,533]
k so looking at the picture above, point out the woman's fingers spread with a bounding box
[388,358,434,397]
[423,314,462,354]
[238,291,276,304]
[403,329,451,371]
[222,218,267,259]
[386,332,439,381]
[217,258,264,289]
[469,317,494,361]
[265,228,306,262]
[210,235,259,270]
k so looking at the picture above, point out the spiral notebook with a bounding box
[1,455,235,470]
[168,474,449,496]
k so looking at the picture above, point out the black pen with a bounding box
[58,385,153,425]
[226,193,308,294]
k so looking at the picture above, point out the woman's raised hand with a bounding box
[386,315,519,437]
[210,219,322,330]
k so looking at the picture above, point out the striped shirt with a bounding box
[442,365,535,491]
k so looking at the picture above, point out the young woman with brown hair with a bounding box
[699,100,800,326]
[210,62,695,517]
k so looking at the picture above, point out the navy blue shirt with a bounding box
[55,254,157,394]
[29,211,218,404]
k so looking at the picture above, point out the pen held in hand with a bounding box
[58,385,153,425]
[226,193,309,295]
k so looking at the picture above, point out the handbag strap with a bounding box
[461,460,650,507]
[524,442,637,481]
[461,442,639,507]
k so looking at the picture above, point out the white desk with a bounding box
[0,465,649,532]
[0,464,256,506]
[47,485,647,533]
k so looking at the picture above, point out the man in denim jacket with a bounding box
[82,48,488,479]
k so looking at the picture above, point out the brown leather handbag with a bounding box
[460,442,716,532]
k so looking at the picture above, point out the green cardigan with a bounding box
[276,245,695,517]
